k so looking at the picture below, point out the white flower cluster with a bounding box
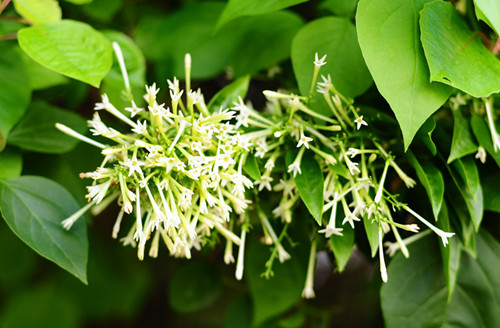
[59,71,254,261]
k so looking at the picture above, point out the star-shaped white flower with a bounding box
[318,224,343,238]
[122,157,145,176]
[354,116,368,130]
[314,53,327,67]
[297,133,313,149]
[287,162,301,177]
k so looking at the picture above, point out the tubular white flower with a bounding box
[314,53,327,67]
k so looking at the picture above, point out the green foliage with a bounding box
[246,236,306,326]
[1,0,500,326]
[357,0,452,149]
[0,43,31,150]
[287,151,324,225]
[12,0,61,25]
[208,75,250,111]
[169,261,222,313]
[215,0,307,30]
[7,101,87,153]
[18,20,112,87]
[0,176,88,283]
[420,1,500,97]
[0,148,22,179]
[407,151,444,219]
[382,231,500,327]
[291,16,372,98]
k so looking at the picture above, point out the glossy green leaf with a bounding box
[0,176,88,283]
[7,101,87,154]
[102,31,146,109]
[449,157,483,231]
[320,0,358,16]
[436,203,461,302]
[292,16,372,98]
[12,0,61,25]
[18,20,112,88]
[0,148,22,179]
[243,153,261,181]
[232,11,304,77]
[420,1,500,97]
[448,108,478,163]
[382,231,500,328]
[471,113,500,168]
[208,75,250,112]
[473,0,500,35]
[169,261,222,313]
[247,236,306,326]
[0,43,31,151]
[215,0,307,31]
[357,0,452,149]
[287,151,324,225]
[407,151,444,219]
[330,223,354,271]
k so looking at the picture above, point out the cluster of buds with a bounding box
[58,44,455,297]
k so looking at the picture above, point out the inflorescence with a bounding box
[57,43,455,297]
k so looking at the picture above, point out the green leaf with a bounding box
[231,11,304,77]
[420,1,500,97]
[481,173,500,213]
[449,157,483,231]
[246,236,306,326]
[407,151,444,220]
[0,43,32,150]
[18,20,112,88]
[287,151,324,225]
[436,203,461,302]
[7,101,87,154]
[330,223,354,271]
[12,0,61,25]
[473,0,500,35]
[363,214,379,258]
[382,231,500,328]
[471,113,500,168]
[0,148,22,179]
[357,0,452,149]
[415,117,437,155]
[208,75,250,112]
[215,0,307,31]
[21,52,68,90]
[292,16,372,98]
[0,176,88,283]
[448,108,478,163]
[102,31,146,109]
[243,153,261,181]
[320,0,358,16]
[168,261,222,313]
